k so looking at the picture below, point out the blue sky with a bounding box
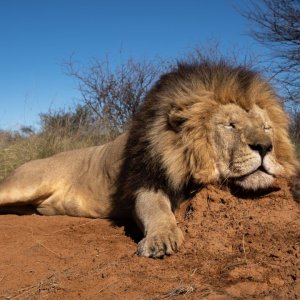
[0,0,265,130]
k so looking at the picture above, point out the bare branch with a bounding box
[241,0,300,103]
[64,56,169,133]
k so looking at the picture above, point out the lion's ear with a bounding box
[168,107,187,132]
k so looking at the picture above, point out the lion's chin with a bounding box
[234,170,275,191]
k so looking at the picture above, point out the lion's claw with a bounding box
[137,227,184,258]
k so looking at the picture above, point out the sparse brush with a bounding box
[162,285,195,298]
[0,112,112,181]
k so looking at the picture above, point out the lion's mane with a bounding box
[112,61,298,214]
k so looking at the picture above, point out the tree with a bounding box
[290,110,300,145]
[39,105,94,135]
[65,57,169,134]
[242,0,300,103]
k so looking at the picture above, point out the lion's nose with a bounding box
[249,143,273,158]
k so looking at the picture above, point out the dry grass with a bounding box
[161,285,195,298]
[1,274,60,299]
[0,129,111,181]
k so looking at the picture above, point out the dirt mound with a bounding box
[0,179,299,299]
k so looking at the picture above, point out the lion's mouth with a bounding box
[229,164,276,191]
[233,165,275,181]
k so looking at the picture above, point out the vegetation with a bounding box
[64,56,169,134]
[290,110,300,157]
[242,0,300,104]
[0,43,299,180]
[241,0,300,153]
[0,57,169,181]
[0,107,111,180]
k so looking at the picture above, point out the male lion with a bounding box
[0,61,299,258]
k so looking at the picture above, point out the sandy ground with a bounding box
[0,179,299,299]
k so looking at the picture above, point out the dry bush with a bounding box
[0,132,108,181]
[0,56,168,180]
[0,50,286,181]
[290,110,300,156]
[241,0,300,104]
[64,56,169,134]
[0,106,111,181]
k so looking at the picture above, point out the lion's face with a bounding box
[149,62,298,194]
[208,103,282,190]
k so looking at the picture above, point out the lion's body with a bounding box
[0,133,127,218]
[0,61,299,258]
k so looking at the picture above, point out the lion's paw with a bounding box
[137,226,184,258]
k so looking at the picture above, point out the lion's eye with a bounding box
[224,122,236,129]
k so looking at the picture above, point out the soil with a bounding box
[0,179,299,299]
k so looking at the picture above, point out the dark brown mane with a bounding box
[110,60,297,218]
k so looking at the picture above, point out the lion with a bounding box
[0,60,299,258]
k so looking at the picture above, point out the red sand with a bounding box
[0,179,299,299]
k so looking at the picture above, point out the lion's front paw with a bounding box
[137,226,184,258]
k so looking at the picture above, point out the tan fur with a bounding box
[0,133,127,218]
[146,71,298,191]
[0,61,298,258]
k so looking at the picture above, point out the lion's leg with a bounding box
[134,189,184,258]
[36,193,98,217]
[0,173,47,208]
[0,170,103,218]
[0,161,55,212]
[36,195,60,216]
[0,179,88,217]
